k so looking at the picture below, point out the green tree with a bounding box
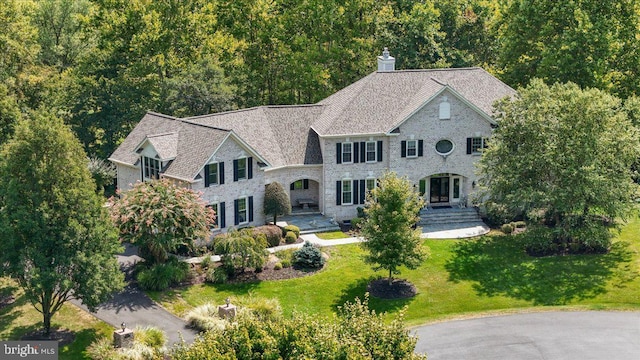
[0,111,124,335]
[497,0,640,97]
[213,228,268,276]
[360,171,427,285]
[263,181,291,224]
[477,80,639,251]
[110,179,215,264]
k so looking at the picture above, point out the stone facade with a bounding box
[265,166,323,210]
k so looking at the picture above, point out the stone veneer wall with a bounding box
[265,166,323,211]
[116,164,141,192]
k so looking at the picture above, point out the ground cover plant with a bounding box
[150,218,640,326]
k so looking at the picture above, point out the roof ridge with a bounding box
[376,67,483,74]
[184,104,325,121]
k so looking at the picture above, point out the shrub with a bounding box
[273,262,283,270]
[293,241,325,269]
[234,295,282,321]
[134,325,167,348]
[280,259,291,268]
[512,221,527,229]
[524,223,611,256]
[206,266,228,284]
[214,228,268,276]
[253,225,283,247]
[185,303,227,332]
[285,231,297,244]
[85,337,115,360]
[356,206,366,218]
[283,225,300,238]
[501,223,514,234]
[200,255,212,270]
[350,217,363,230]
[136,258,189,291]
[523,226,560,256]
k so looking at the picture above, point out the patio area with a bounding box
[276,212,341,234]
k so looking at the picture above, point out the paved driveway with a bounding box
[413,311,640,360]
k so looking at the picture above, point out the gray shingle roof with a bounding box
[109,112,230,181]
[313,68,516,136]
[186,105,324,168]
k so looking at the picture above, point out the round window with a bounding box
[435,139,454,155]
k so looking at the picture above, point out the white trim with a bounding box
[435,139,455,156]
[365,141,377,163]
[109,158,138,168]
[341,142,354,164]
[235,156,248,181]
[341,179,353,205]
[236,196,249,225]
[207,161,220,186]
[406,139,418,158]
[264,164,323,172]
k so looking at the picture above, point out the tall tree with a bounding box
[110,179,215,264]
[497,0,640,97]
[263,182,291,224]
[360,171,427,285]
[477,80,639,251]
[0,110,124,336]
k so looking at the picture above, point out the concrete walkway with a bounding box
[413,311,640,360]
[71,244,198,346]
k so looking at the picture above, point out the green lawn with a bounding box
[151,218,640,326]
[0,278,114,360]
[314,230,351,240]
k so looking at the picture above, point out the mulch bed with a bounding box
[21,328,76,346]
[367,278,418,299]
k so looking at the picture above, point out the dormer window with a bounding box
[439,97,451,120]
[142,156,160,180]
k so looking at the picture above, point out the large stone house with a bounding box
[109,50,516,231]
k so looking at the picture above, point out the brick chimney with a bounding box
[377,47,395,72]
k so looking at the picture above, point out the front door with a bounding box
[430,177,450,203]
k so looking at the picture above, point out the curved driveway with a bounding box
[413,311,640,360]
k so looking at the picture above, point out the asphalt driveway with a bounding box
[413,311,640,360]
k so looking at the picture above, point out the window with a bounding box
[142,156,160,180]
[208,203,219,229]
[236,197,247,224]
[342,143,353,163]
[293,180,303,190]
[236,157,246,180]
[470,137,486,154]
[366,141,377,162]
[435,139,454,155]
[342,180,352,205]
[208,163,219,185]
[406,140,418,158]
[366,178,376,191]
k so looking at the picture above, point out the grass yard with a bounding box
[314,230,351,240]
[0,278,113,360]
[150,218,640,327]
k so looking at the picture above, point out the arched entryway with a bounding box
[289,178,320,212]
[419,173,466,207]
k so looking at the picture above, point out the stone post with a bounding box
[113,323,134,348]
[218,297,237,319]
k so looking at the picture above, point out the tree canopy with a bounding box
[477,80,639,252]
[110,179,215,264]
[0,111,124,335]
[263,182,291,224]
[360,172,427,284]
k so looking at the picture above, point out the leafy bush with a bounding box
[283,224,300,238]
[86,326,167,360]
[522,226,558,256]
[185,303,227,332]
[171,295,425,360]
[273,262,282,270]
[253,225,282,247]
[206,266,228,284]
[280,259,291,268]
[214,228,268,276]
[293,241,325,269]
[134,325,167,348]
[136,258,190,291]
[512,221,527,229]
[501,223,514,234]
[524,223,611,256]
[350,217,363,230]
[285,231,297,244]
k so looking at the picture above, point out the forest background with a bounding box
[2,0,639,162]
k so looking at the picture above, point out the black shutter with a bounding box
[401,141,407,158]
[233,159,239,181]
[219,162,225,184]
[377,141,383,162]
[248,196,254,222]
[336,143,342,164]
[353,180,359,205]
[360,142,366,163]
[360,179,366,204]
[204,165,210,187]
[248,157,253,179]
[353,142,359,163]
[466,138,472,154]
[219,202,226,228]
[234,199,239,225]
[336,181,342,205]
[303,179,309,189]
[418,140,424,157]
[290,182,295,190]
